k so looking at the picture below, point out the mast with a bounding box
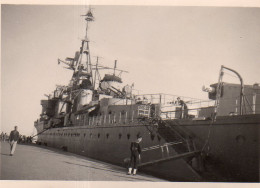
[93,56,99,89]
[75,8,95,84]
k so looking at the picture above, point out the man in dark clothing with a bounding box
[177,97,188,119]
[128,136,142,175]
[9,126,19,156]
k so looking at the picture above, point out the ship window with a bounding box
[114,113,116,124]
[127,133,130,140]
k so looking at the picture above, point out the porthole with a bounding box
[151,134,155,141]
[236,135,246,144]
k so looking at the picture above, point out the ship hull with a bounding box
[35,114,260,182]
[176,114,260,182]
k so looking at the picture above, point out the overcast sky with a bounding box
[1,5,260,135]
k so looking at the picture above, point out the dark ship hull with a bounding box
[34,113,260,182]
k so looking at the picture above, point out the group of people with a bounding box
[0,132,8,142]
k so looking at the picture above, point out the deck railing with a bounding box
[135,93,260,120]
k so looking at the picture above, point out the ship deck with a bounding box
[0,142,166,181]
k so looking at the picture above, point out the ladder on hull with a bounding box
[138,119,204,179]
[139,150,200,167]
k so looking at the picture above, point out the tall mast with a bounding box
[75,8,95,84]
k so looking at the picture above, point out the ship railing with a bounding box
[139,141,199,167]
[135,93,215,118]
[160,107,209,120]
[140,141,184,162]
[142,141,183,152]
[159,93,260,120]
[135,93,214,107]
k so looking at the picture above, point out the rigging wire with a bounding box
[223,71,240,79]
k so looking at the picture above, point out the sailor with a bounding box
[177,97,188,119]
[9,126,20,156]
[128,135,142,175]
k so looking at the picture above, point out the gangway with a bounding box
[137,118,204,177]
[139,150,200,167]
[138,140,203,181]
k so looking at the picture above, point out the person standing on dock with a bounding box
[177,97,188,119]
[9,126,19,156]
[128,135,142,175]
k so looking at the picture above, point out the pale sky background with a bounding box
[1,5,260,136]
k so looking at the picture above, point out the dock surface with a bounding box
[0,142,166,181]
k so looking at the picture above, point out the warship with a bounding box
[34,9,260,182]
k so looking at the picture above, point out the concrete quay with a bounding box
[0,142,167,181]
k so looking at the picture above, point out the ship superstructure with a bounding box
[34,9,260,182]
